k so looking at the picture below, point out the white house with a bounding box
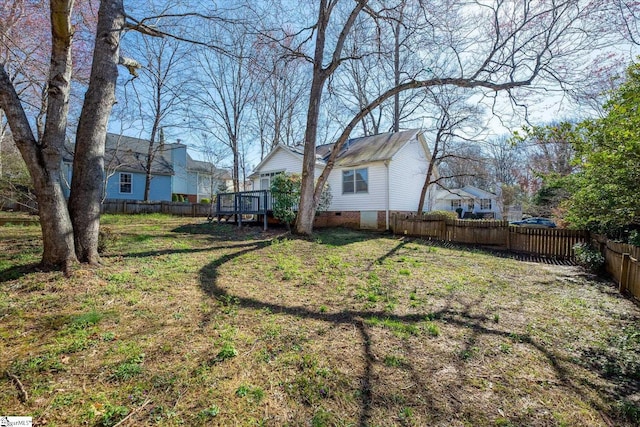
[248,129,436,230]
[432,185,502,219]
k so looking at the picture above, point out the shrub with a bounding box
[98,227,117,254]
[573,242,605,273]
[200,198,211,204]
[629,230,640,247]
[422,210,458,220]
[271,174,301,229]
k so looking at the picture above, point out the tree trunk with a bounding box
[294,78,325,235]
[144,119,160,201]
[294,0,330,235]
[69,0,124,264]
[232,138,240,192]
[416,147,438,214]
[0,1,78,269]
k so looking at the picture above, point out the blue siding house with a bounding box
[62,133,230,202]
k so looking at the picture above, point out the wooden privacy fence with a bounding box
[391,214,640,300]
[101,200,213,217]
[593,236,640,299]
[509,227,590,259]
[391,214,589,259]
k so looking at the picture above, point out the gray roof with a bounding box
[102,133,176,175]
[317,129,422,167]
[64,133,227,178]
[186,154,232,180]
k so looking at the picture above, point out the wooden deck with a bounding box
[216,190,273,230]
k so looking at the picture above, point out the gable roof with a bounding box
[433,188,477,200]
[461,185,497,199]
[249,144,327,178]
[186,154,232,180]
[317,129,422,167]
[434,185,497,200]
[101,134,175,176]
[64,133,225,178]
[251,129,424,176]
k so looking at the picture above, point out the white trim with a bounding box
[119,172,132,194]
[385,160,390,230]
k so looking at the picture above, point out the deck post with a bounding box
[216,194,221,224]
[263,190,268,231]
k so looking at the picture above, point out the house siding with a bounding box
[251,148,325,191]
[105,172,172,201]
[388,138,430,212]
[328,162,387,211]
[171,145,188,194]
[251,148,305,189]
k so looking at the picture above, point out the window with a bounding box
[480,198,492,210]
[119,173,132,194]
[342,168,368,194]
[260,171,284,190]
[466,199,474,211]
[450,200,462,210]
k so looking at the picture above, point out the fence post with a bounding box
[620,253,630,293]
[506,226,511,250]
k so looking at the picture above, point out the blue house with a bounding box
[62,133,230,202]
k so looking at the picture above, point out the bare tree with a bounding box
[416,87,484,213]
[278,0,625,234]
[250,33,308,159]
[486,135,524,187]
[190,23,256,191]
[0,0,234,269]
[126,35,188,201]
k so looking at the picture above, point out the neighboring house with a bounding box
[62,133,230,202]
[432,185,502,219]
[248,129,436,230]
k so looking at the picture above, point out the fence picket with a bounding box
[391,213,640,301]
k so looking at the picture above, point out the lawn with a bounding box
[1,215,639,426]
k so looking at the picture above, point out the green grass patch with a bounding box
[1,219,639,426]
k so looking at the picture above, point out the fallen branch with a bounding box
[6,370,28,403]
[112,398,152,427]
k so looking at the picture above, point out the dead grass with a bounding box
[1,215,639,426]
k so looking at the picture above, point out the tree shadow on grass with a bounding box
[197,236,639,426]
[0,263,43,284]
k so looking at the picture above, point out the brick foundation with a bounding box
[313,210,401,230]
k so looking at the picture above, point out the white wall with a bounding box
[251,148,305,189]
[327,162,388,211]
[253,138,431,215]
[388,138,430,212]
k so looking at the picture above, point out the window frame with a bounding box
[260,170,285,190]
[119,172,132,194]
[342,167,368,194]
[480,198,492,210]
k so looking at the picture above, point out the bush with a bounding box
[573,242,605,273]
[200,198,211,204]
[629,230,640,247]
[271,174,301,229]
[422,210,458,220]
[98,227,117,254]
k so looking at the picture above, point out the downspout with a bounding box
[385,160,390,230]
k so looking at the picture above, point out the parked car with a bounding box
[510,217,557,228]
